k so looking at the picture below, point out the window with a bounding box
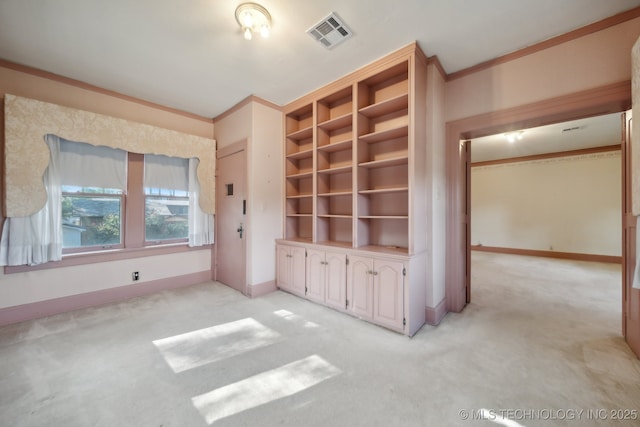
[1,128,214,269]
[144,154,189,243]
[59,140,127,253]
[58,141,211,254]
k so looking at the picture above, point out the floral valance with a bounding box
[4,94,216,217]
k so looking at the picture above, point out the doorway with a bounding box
[445,82,638,356]
[469,113,622,263]
[215,141,247,295]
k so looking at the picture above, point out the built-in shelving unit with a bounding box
[280,48,425,253]
[278,43,428,336]
[285,103,314,241]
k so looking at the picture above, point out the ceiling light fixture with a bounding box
[235,2,271,41]
[504,131,524,143]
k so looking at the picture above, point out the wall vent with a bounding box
[562,125,586,133]
[307,12,353,49]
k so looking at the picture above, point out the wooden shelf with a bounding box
[282,50,422,255]
[358,187,408,195]
[286,194,313,199]
[318,113,352,131]
[359,215,408,220]
[286,147,314,160]
[317,165,352,175]
[286,126,313,141]
[356,244,409,255]
[359,94,409,118]
[286,171,313,179]
[359,125,408,143]
[318,191,353,197]
[317,138,352,153]
[358,155,408,169]
[314,240,354,249]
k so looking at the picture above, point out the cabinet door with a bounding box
[373,259,404,331]
[306,249,326,303]
[289,246,307,296]
[276,245,291,291]
[347,255,374,320]
[325,251,347,311]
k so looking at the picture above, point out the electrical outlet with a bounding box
[132,271,140,281]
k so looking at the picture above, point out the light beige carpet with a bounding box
[0,252,639,426]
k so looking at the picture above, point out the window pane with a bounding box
[62,185,123,195]
[144,187,188,197]
[62,195,122,248]
[145,195,189,241]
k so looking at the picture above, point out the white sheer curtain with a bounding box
[188,158,214,246]
[0,134,63,266]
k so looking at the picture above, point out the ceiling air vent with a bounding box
[307,12,353,49]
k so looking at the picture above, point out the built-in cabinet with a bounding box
[306,248,347,310]
[277,242,409,334]
[276,244,306,297]
[278,43,427,336]
[347,255,405,332]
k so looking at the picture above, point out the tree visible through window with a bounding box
[145,188,189,241]
[62,187,123,249]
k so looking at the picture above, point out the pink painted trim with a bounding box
[4,244,211,274]
[472,245,622,264]
[425,298,447,326]
[0,270,211,326]
[248,280,277,298]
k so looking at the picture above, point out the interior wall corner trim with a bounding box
[632,35,640,216]
[4,94,217,217]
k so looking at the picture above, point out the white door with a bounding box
[216,147,247,294]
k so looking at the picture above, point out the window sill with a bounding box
[3,243,214,274]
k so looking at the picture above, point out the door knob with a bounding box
[237,224,244,239]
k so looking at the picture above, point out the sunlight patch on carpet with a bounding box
[273,309,319,328]
[192,354,340,424]
[153,318,281,373]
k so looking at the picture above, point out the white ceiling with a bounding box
[0,1,639,118]
[470,112,622,163]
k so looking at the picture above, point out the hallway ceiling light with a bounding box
[235,2,271,40]
[504,131,524,143]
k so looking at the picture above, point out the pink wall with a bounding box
[0,64,214,315]
[445,17,640,122]
[0,65,213,138]
[213,100,283,290]
[442,15,640,312]
[425,64,447,309]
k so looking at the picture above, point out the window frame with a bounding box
[61,190,126,254]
